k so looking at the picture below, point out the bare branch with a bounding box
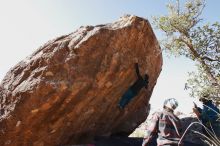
[202,56,220,62]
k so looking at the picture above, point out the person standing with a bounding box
[142,98,183,146]
[193,96,220,138]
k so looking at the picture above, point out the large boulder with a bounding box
[0,15,162,146]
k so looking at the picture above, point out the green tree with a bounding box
[153,0,220,101]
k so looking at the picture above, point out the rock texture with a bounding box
[0,15,162,146]
[179,113,205,145]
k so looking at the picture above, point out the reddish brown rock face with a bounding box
[0,15,162,146]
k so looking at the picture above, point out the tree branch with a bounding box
[202,56,220,62]
[177,37,220,86]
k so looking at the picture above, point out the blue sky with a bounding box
[0,0,219,113]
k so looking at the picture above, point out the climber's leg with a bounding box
[118,89,135,109]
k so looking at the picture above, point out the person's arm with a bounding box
[144,74,149,89]
[135,63,142,79]
[197,107,202,113]
[142,113,159,146]
[176,117,184,146]
[193,107,201,119]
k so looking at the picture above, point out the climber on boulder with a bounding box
[118,63,149,109]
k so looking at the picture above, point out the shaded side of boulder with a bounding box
[0,15,162,146]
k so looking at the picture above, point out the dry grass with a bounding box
[178,104,220,146]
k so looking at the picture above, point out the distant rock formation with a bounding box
[0,15,162,146]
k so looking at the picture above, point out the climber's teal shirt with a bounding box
[118,63,149,109]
